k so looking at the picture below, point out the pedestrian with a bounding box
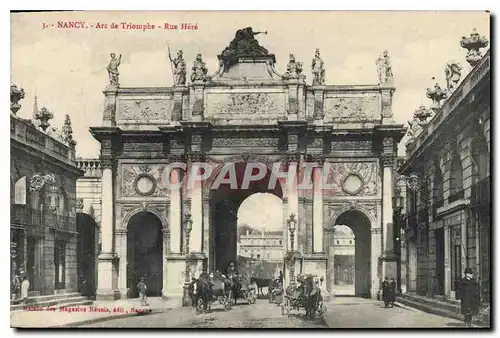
[137,276,148,306]
[382,277,393,308]
[458,268,480,327]
[388,277,396,307]
[278,270,284,285]
[19,271,30,304]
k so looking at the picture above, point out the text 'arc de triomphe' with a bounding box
[91,28,405,301]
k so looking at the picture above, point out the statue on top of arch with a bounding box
[311,49,325,86]
[191,53,208,83]
[220,27,269,70]
[376,50,394,85]
[282,54,305,81]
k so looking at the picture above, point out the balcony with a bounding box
[11,205,75,232]
[11,205,43,226]
[432,198,444,219]
[45,213,75,232]
[448,189,465,203]
[471,177,491,209]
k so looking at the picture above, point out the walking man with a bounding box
[458,268,480,327]
[137,276,148,306]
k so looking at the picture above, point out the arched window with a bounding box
[433,159,444,207]
[449,147,464,201]
[471,134,489,183]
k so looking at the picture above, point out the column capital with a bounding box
[306,154,325,166]
[100,155,115,170]
[371,227,382,234]
[281,151,301,166]
[381,155,395,168]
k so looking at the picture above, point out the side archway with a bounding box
[76,212,98,298]
[126,211,164,298]
[326,209,372,298]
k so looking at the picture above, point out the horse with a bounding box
[252,277,272,296]
[190,277,212,313]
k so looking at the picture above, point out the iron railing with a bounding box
[448,189,465,203]
[11,205,75,231]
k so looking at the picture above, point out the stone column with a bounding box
[371,227,382,299]
[169,167,182,254]
[162,228,169,298]
[444,224,451,297]
[312,164,324,253]
[381,153,397,280]
[189,159,203,254]
[96,153,118,300]
[116,229,128,298]
[282,197,289,286]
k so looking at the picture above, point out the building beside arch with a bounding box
[398,36,490,307]
[10,97,84,299]
[86,29,405,301]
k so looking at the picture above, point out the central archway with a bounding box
[76,213,98,298]
[327,209,372,298]
[208,161,284,273]
[126,212,163,298]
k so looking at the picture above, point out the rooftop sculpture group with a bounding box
[405,28,489,148]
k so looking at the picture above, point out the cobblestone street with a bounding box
[82,297,466,328]
[84,299,327,328]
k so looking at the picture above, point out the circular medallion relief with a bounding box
[342,174,364,195]
[134,174,156,196]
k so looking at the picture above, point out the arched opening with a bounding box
[127,212,164,298]
[328,210,371,298]
[332,225,355,296]
[209,161,284,274]
[236,193,284,289]
[76,213,98,298]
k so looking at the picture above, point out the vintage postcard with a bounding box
[9,10,491,328]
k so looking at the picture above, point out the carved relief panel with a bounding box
[118,98,173,121]
[121,163,170,198]
[205,91,287,120]
[324,95,380,122]
[323,162,378,196]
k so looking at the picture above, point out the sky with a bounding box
[10,11,490,158]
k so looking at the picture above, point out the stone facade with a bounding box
[87,30,405,301]
[399,50,490,303]
[10,112,83,297]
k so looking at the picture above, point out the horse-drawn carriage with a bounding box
[228,274,257,305]
[191,272,257,314]
[280,275,327,319]
[191,273,233,314]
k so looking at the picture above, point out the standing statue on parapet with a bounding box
[107,53,122,86]
[191,53,208,83]
[445,61,462,92]
[169,50,187,86]
[376,50,394,85]
[311,49,325,85]
[283,54,304,80]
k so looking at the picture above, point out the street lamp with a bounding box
[287,213,297,286]
[182,213,193,307]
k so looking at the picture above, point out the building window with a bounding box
[349,240,352,244]
[336,240,340,244]
[279,240,282,245]
[433,158,444,208]
[257,254,260,259]
[471,133,489,182]
[449,147,464,200]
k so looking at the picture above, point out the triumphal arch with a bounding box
[90,28,405,301]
